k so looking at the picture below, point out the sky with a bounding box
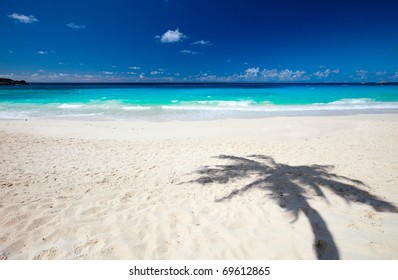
[1,0,398,82]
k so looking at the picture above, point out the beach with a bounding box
[1,114,398,260]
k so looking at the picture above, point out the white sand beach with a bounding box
[1,114,398,260]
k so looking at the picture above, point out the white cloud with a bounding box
[24,71,149,82]
[313,68,340,78]
[356,70,368,75]
[37,51,48,55]
[260,68,307,81]
[180,50,197,55]
[139,74,144,79]
[279,69,307,80]
[355,70,368,80]
[244,67,260,78]
[194,68,309,82]
[314,69,331,78]
[66,23,86,29]
[102,71,113,75]
[375,71,387,76]
[192,40,211,46]
[279,69,296,80]
[149,68,166,75]
[157,28,186,43]
[8,13,38,23]
[261,69,279,79]
[0,73,14,78]
[128,66,141,70]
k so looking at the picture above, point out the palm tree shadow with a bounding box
[186,155,398,260]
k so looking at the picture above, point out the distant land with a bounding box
[0,78,28,85]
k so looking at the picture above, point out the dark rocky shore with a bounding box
[0,78,28,85]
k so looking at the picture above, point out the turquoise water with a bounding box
[0,83,397,120]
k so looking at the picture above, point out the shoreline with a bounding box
[1,114,398,259]
[1,107,398,123]
[1,113,398,140]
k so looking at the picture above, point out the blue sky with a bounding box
[1,0,398,82]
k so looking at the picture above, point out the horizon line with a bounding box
[21,81,397,85]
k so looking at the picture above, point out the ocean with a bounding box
[0,83,397,121]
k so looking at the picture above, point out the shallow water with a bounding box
[1,83,397,121]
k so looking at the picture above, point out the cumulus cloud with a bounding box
[180,50,197,55]
[25,71,147,82]
[356,69,368,75]
[314,69,328,78]
[0,73,14,78]
[128,66,141,70]
[37,51,48,55]
[156,28,186,43]
[66,23,86,29]
[149,69,165,75]
[8,13,38,23]
[279,69,306,80]
[261,69,279,79]
[355,70,368,80]
[260,68,307,81]
[231,68,308,81]
[192,40,211,46]
[244,67,260,78]
[312,68,340,78]
[375,71,387,76]
[192,72,219,81]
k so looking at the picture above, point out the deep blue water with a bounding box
[1,83,397,120]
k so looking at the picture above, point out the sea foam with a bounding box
[121,106,151,111]
[2,84,398,121]
[58,104,84,109]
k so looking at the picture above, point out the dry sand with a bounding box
[0,114,398,260]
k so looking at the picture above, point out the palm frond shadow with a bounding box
[187,155,398,260]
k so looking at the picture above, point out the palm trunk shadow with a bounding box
[185,154,398,260]
[302,204,340,260]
